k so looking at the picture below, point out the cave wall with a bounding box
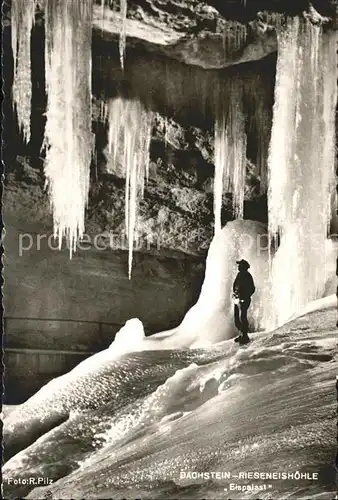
[4,349,92,404]
[4,215,205,350]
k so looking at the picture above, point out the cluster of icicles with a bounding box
[222,22,247,54]
[11,0,128,255]
[213,78,247,232]
[11,3,337,292]
[103,98,153,278]
[267,17,337,327]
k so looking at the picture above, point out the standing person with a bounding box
[233,259,255,345]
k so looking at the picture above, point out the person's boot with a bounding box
[239,332,250,345]
[234,333,242,343]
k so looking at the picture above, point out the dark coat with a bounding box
[233,271,255,300]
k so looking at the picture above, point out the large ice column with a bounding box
[177,220,272,346]
[11,0,38,142]
[98,0,128,68]
[268,18,337,327]
[214,79,247,233]
[106,97,153,278]
[42,0,94,254]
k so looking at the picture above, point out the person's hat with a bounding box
[236,259,250,269]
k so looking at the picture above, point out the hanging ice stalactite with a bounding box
[235,23,247,51]
[256,75,273,192]
[119,0,128,69]
[214,78,247,233]
[244,73,273,191]
[222,22,247,61]
[213,84,227,234]
[97,0,127,57]
[222,22,247,54]
[236,24,244,50]
[267,18,337,327]
[241,24,247,45]
[222,24,230,57]
[11,0,38,142]
[43,0,94,255]
[99,99,109,122]
[228,82,247,218]
[256,109,271,190]
[107,97,153,278]
[264,13,285,30]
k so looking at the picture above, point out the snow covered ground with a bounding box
[3,301,337,499]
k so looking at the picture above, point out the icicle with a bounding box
[11,0,38,142]
[232,23,246,51]
[214,78,247,232]
[240,25,247,45]
[119,0,127,69]
[140,112,153,185]
[236,23,246,49]
[107,98,153,278]
[43,0,94,255]
[224,23,241,55]
[128,154,137,278]
[267,18,338,327]
[222,25,227,56]
[245,74,272,191]
[214,93,226,234]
